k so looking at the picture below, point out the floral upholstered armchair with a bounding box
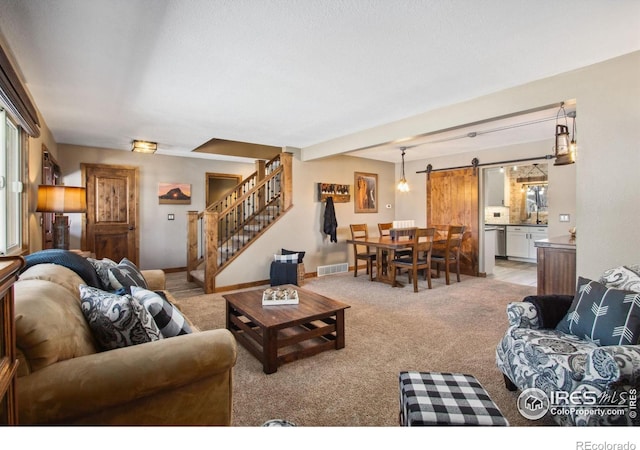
[496,265,640,426]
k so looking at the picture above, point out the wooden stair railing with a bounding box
[187,152,293,293]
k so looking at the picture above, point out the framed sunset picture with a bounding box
[158,182,191,205]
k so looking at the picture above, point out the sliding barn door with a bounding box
[427,168,479,276]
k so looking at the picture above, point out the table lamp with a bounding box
[36,185,87,249]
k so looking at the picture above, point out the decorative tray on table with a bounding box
[262,287,299,305]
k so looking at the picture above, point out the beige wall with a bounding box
[307,51,640,280]
[57,144,395,286]
[216,150,395,286]
[57,144,256,270]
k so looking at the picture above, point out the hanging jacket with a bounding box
[323,196,338,243]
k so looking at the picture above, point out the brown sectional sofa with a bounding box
[15,263,237,425]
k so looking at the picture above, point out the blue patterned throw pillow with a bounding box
[108,258,148,292]
[79,284,162,350]
[556,277,640,346]
[599,266,640,292]
[131,286,192,338]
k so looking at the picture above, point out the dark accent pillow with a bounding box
[79,284,162,350]
[523,295,574,329]
[270,261,300,286]
[282,248,305,263]
[108,258,148,293]
[131,287,192,338]
[87,257,118,290]
[556,277,640,346]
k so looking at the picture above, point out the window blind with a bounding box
[0,43,40,137]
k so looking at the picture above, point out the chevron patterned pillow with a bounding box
[556,277,640,346]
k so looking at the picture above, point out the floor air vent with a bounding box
[317,262,349,277]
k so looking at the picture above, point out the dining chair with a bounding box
[430,225,466,285]
[378,223,413,279]
[349,224,376,281]
[390,227,435,292]
[377,222,393,236]
[378,222,412,256]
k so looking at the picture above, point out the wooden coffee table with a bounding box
[223,285,350,374]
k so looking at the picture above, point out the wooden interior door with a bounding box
[82,164,139,265]
[427,167,479,276]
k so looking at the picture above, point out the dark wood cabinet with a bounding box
[0,256,24,425]
[535,236,576,296]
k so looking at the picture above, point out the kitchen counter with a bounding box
[534,235,576,249]
[535,235,577,296]
[486,223,548,227]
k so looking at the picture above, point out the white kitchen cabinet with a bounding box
[528,229,548,259]
[506,226,548,261]
[485,168,506,206]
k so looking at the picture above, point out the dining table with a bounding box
[347,228,448,286]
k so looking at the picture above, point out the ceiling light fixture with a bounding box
[131,140,158,154]
[397,147,410,192]
[516,163,547,183]
[553,103,575,166]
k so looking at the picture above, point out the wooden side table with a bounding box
[0,256,25,425]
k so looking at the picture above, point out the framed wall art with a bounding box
[158,182,191,205]
[354,172,377,213]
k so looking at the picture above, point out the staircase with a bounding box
[187,152,293,293]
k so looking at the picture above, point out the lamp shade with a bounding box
[36,185,87,213]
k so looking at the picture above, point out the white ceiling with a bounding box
[0,0,638,163]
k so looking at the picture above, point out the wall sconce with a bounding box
[36,185,87,250]
[397,147,410,192]
[553,103,575,166]
[131,140,157,154]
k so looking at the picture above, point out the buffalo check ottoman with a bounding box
[399,371,509,426]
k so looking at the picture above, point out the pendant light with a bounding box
[397,147,410,192]
[553,103,575,166]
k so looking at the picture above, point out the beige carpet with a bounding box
[172,272,557,427]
